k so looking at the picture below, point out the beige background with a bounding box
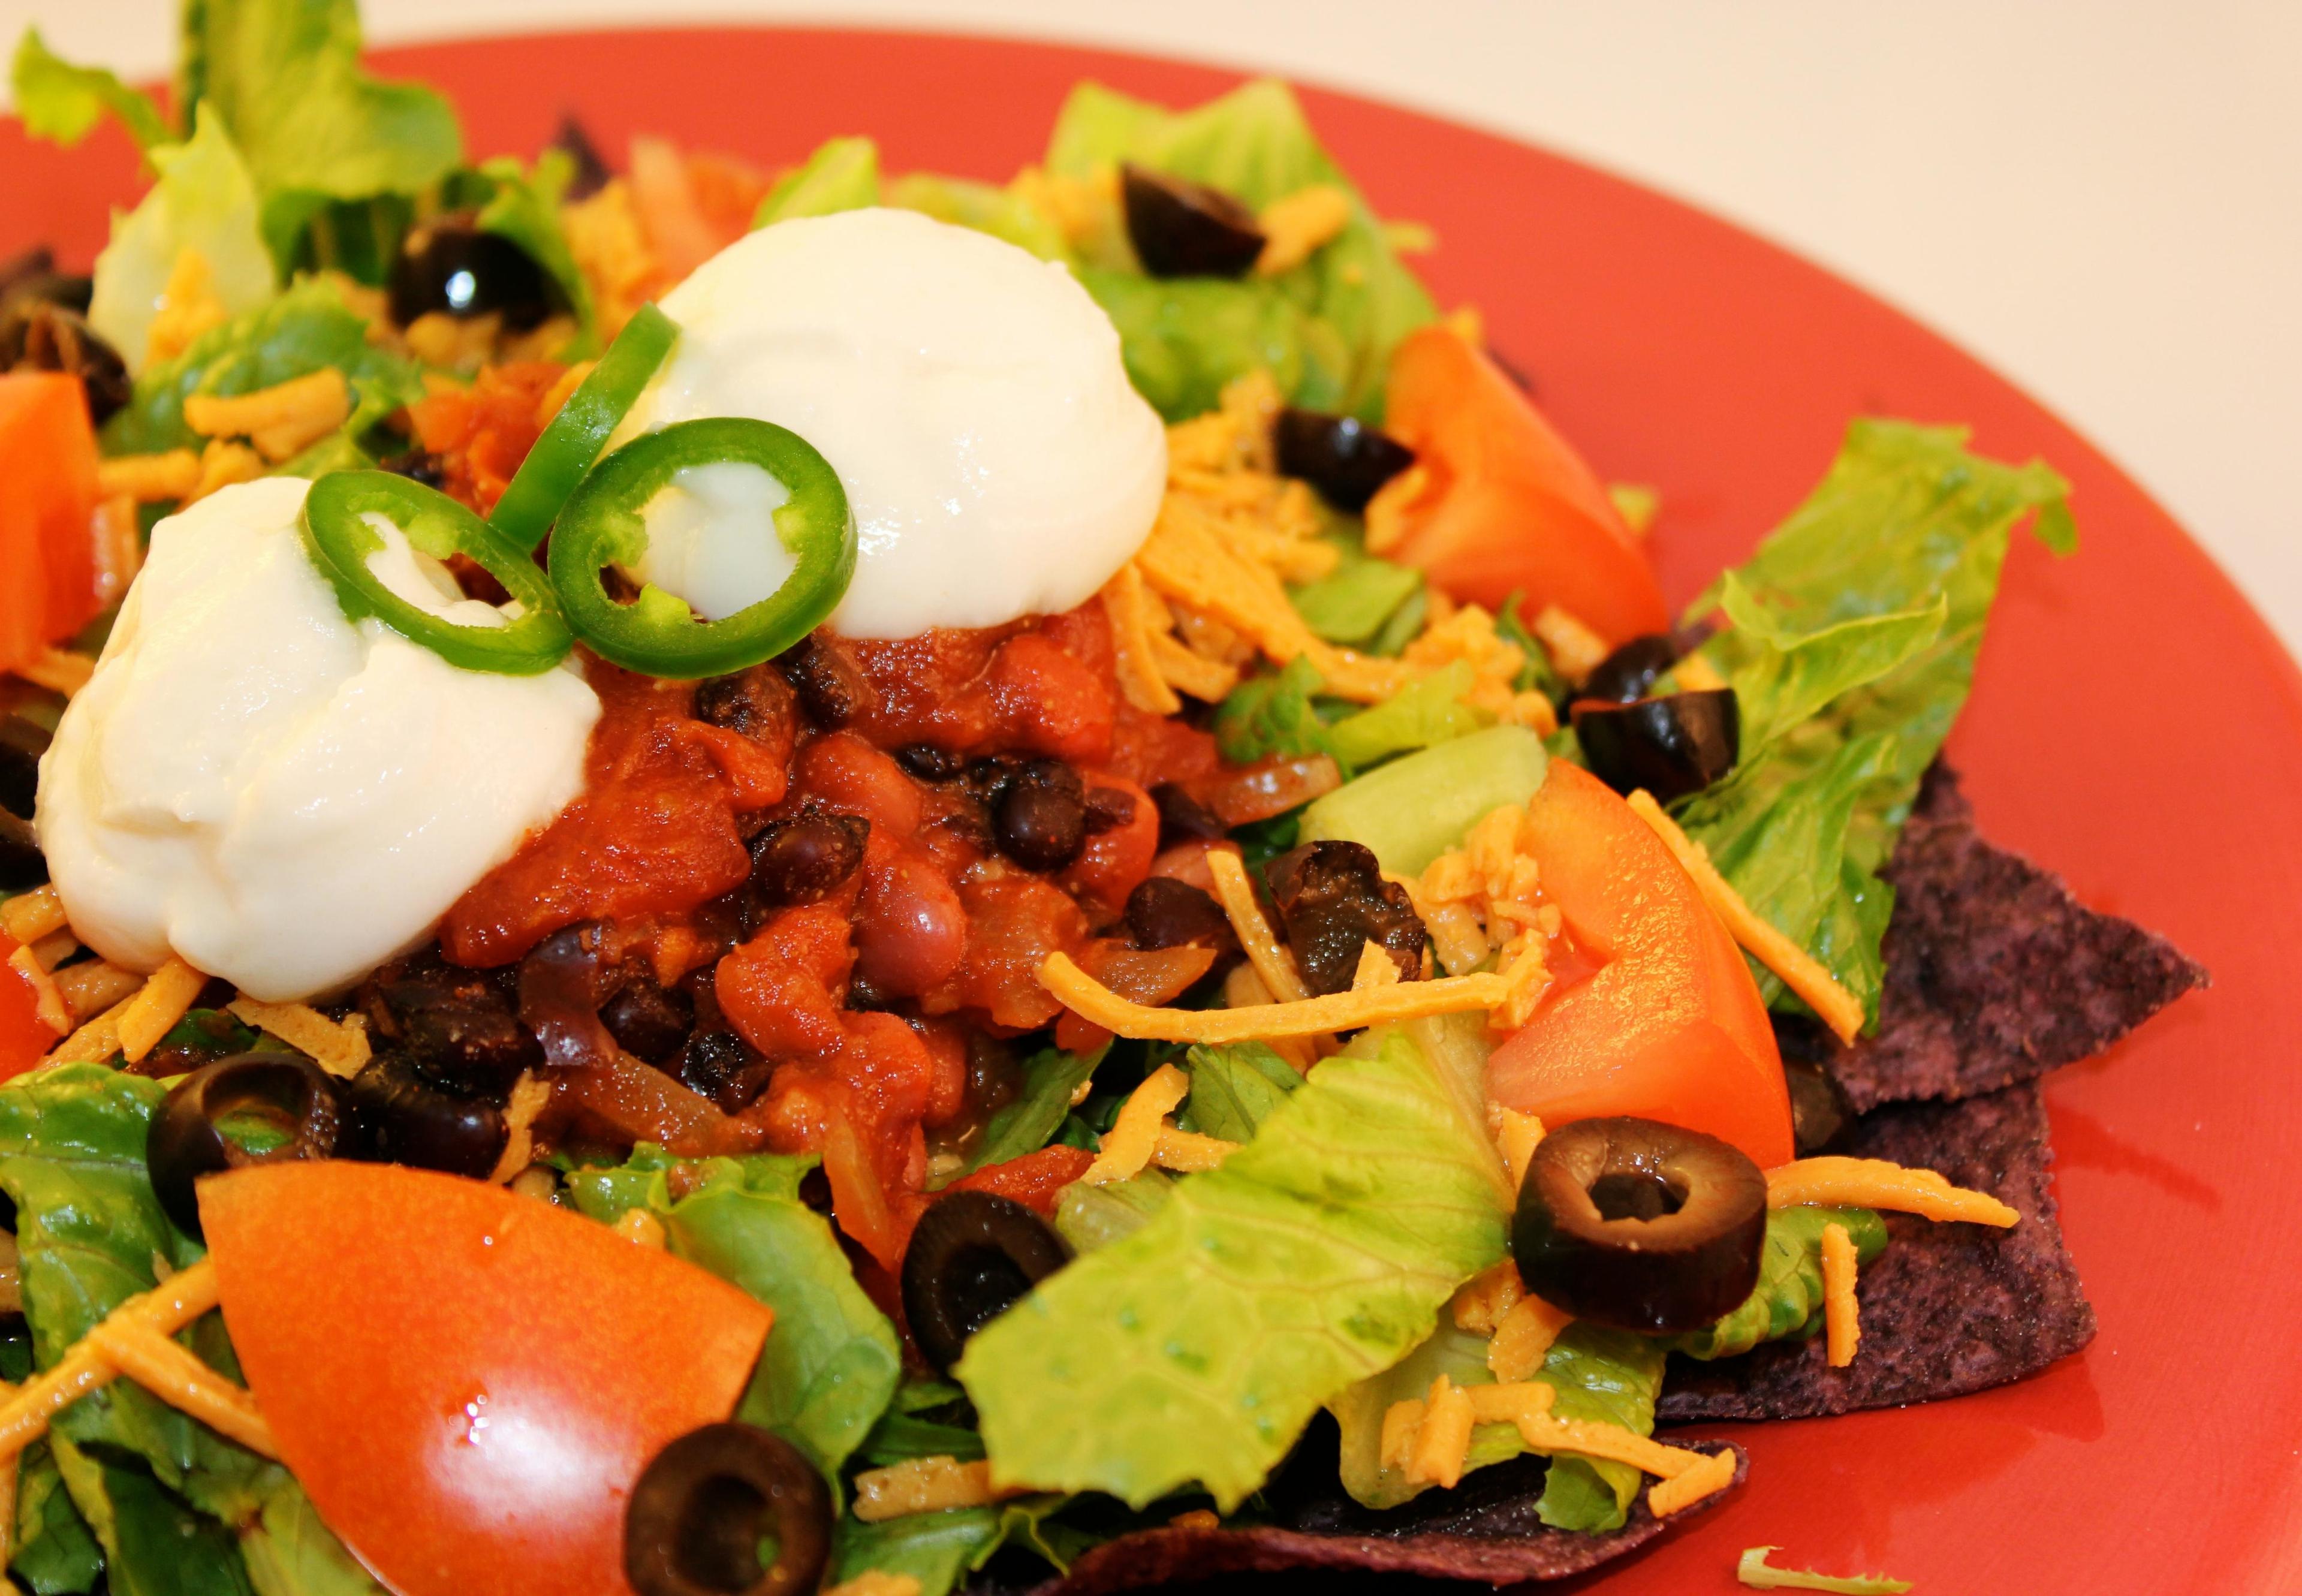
[9,0,2298,651]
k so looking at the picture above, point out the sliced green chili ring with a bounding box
[489,302,680,551]
[302,470,574,675]
[547,417,855,679]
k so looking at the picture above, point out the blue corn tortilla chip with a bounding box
[1658,1082,2092,1422]
[971,1441,1746,1594]
[1825,764,2205,1112]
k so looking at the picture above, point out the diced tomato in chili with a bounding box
[950,1144,1097,1215]
[0,933,56,1081]
[405,360,571,518]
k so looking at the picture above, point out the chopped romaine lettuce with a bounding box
[1679,420,2074,1025]
[462,152,596,352]
[178,0,463,268]
[757,136,882,228]
[12,1443,103,1595]
[963,1043,1107,1175]
[1045,79,1437,420]
[1079,267,1346,423]
[1053,1170,1174,1254]
[885,172,1071,262]
[830,1496,1083,1596]
[10,29,171,152]
[1288,541,1423,646]
[959,1027,1509,1510]
[103,276,423,458]
[1213,655,1333,767]
[88,109,277,376]
[564,1146,901,1483]
[1296,722,1548,874]
[1661,1205,1884,1362]
[1324,659,1487,772]
[1177,1041,1300,1141]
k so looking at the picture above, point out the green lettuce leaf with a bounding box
[856,1410,986,1468]
[463,152,595,352]
[1177,1041,1300,1142]
[959,1027,1509,1509]
[1213,655,1334,767]
[1045,80,1437,420]
[13,1442,103,1595]
[963,1043,1107,1175]
[757,137,882,228]
[1053,1170,1173,1254]
[1288,541,1423,647]
[177,0,463,266]
[103,276,423,458]
[1661,1206,1885,1361]
[1328,1318,1662,1529]
[10,29,172,152]
[50,1438,251,1596]
[236,1479,387,1596]
[564,1147,900,1482]
[1078,267,1345,423]
[830,1496,1083,1596]
[1678,420,2075,1025]
[885,172,1070,262]
[88,109,278,376]
[1324,659,1486,772]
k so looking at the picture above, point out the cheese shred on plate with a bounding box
[1821,1221,1861,1368]
[1736,1545,1914,1592]
[1769,1157,2018,1227]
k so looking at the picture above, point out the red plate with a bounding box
[8,28,2298,1593]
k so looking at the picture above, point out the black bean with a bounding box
[693,665,796,746]
[1263,841,1427,996]
[357,946,541,1095]
[1123,877,1237,954]
[344,1051,505,1179]
[1150,783,1227,847]
[674,1029,773,1115]
[963,1034,1022,1120]
[774,635,876,730]
[0,300,129,424]
[601,969,695,1066]
[748,813,868,906]
[896,743,962,781]
[995,760,1087,872]
[1083,787,1137,836]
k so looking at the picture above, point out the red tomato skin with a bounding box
[0,933,53,1081]
[1486,763,1794,1168]
[1382,328,1668,646]
[948,1144,1096,1215]
[0,374,100,671]
[201,1163,772,1596]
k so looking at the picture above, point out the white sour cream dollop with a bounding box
[37,478,601,1001]
[614,207,1168,638]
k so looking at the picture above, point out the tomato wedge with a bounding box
[1379,327,1668,646]
[0,933,56,1082]
[0,374,101,674]
[201,1162,773,1596]
[1486,762,1793,1167]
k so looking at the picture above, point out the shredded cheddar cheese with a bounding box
[1219,964,1318,1074]
[1407,1374,1476,1488]
[1101,563,1185,716]
[97,449,203,503]
[1451,1261,1524,1335]
[227,998,372,1079]
[1530,605,1610,685]
[1486,1295,1572,1382]
[1255,184,1353,276]
[92,491,144,608]
[1081,1064,1190,1185]
[115,957,207,1065]
[1379,1395,1427,1474]
[86,1318,278,1456]
[1361,463,1429,556]
[1625,790,1866,1044]
[851,1456,1013,1522]
[6,948,68,1037]
[1041,951,1509,1044]
[145,249,225,366]
[53,961,144,1025]
[1768,1157,2018,1227]
[185,438,264,505]
[1821,1221,1860,1368]
[44,992,138,1067]
[613,1209,667,1249]
[1,889,66,946]
[490,1071,555,1183]
[1167,1508,1221,1532]
[1647,1446,1737,1516]
[824,1575,923,1596]
[1412,802,1560,1023]
[1673,652,1728,692]
[1488,1106,1544,1191]
[1206,849,1310,1005]
[184,369,353,463]
[1150,1124,1235,1173]
[1349,938,1402,992]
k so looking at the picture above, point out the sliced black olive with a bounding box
[1263,841,1425,996]
[1578,634,1680,706]
[0,812,43,892]
[1512,1116,1767,1333]
[147,1054,344,1239]
[0,248,87,314]
[551,113,613,203]
[388,215,555,331]
[0,300,130,424]
[601,969,696,1065]
[1571,689,1740,803]
[343,1050,506,1179]
[1271,410,1416,513]
[994,760,1087,872]
[902,1191,1070,1374]
[1782,1057,1854,1157]
[1120,164,1266,279]
[625,1422,830,1596]
[1124,877,1237,955]
[0,716,49,819]
[748,813,868,907]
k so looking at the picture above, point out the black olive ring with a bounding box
[146,1053,344,1240]
[625,1423,831,1596]
[901,1190,1071,1375]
